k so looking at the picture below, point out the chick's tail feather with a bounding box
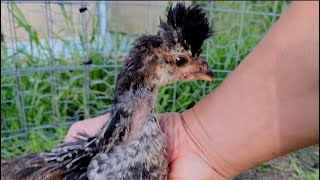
[0,140,97,180]
[1,153,64,180]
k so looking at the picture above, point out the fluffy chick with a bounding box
[1,2,213,180]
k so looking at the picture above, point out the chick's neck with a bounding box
[111,71,160,141]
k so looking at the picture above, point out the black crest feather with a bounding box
[159,2,213,56]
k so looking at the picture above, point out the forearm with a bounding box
[182,1,319,178]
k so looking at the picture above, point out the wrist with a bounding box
[181,108,233,179]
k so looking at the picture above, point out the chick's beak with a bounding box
[191,57,214,81]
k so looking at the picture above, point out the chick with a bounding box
[1,3,213,180]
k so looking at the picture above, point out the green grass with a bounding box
[1,1,318,179]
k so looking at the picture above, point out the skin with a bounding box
[65,1,319,179]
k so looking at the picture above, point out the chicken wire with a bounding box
[1,1,291,157]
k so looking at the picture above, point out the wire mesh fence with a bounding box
[1,1,291,158]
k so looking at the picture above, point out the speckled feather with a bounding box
[1,3,212,180]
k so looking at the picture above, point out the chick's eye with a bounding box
[175,57,188,67]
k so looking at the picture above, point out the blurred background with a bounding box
[1,1,318,179]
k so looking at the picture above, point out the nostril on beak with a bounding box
[198,58,206,65]
[200,61,210,70]
[197,57,207,68]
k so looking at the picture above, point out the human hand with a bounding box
[65,112,225,180]
[65,113,110,142]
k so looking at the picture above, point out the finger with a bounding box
[72,133,89,141]
[64,134,78,143]
[64,113,111,142]
[64,131,88,143]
